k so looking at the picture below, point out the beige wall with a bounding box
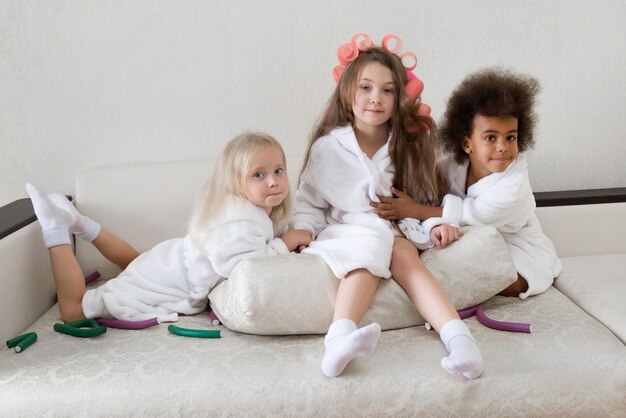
[2,0,625,207]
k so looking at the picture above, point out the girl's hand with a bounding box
[370,187,419,220]
[280,228,312,252]
[430,224,464,249]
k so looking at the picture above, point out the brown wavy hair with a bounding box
[302,46,446,205]
[439,68,540,164]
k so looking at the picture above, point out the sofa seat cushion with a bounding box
[1,287,624,417]
[554,253,626,343]
[209,226,517,335]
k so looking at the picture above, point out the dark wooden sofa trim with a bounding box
[2,188,625,240]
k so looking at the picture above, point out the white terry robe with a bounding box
[82,197,289,322]
[440,154,562,298]
[292,125,399,279]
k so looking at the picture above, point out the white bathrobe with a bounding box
[292,125,401,279]
[82,197,289,322]
[440,154,562,298]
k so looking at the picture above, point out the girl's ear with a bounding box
[462,137,472,154]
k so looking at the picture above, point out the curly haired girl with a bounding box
[374,68,562,298]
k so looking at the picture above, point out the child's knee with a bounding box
[392,239,419,263]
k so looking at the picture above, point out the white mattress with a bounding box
[1,286,625,417]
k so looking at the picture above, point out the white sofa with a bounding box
[1,157,625,417]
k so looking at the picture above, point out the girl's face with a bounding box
[463,114,519,181]
[244,145,289,214]
[351,62,396,132]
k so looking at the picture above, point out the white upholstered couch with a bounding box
[1,157,625,417]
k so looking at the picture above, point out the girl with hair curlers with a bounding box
[292,33,484,379]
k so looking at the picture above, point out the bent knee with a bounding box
[392,239,420,262]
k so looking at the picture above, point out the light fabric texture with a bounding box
[2,288,625,417]
[292,125,397,279]
[440,155,562,298]
[209,226,517,335]
[554,254,626,343]
[83,197,288,322]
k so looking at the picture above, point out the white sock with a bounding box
[48,193,101,242]
[321,319,381,378]
[439,319,484,379]
[25,183,72,248]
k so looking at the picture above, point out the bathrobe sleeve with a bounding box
[441,157,535,233]
[292,145,330,236]
[208,199,289,278]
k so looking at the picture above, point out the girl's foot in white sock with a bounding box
[48,193,100,241]
[25,183,73,248]
[439,319,484,379]
[321,319,381,378]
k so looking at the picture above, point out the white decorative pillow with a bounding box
[209,226,517,335]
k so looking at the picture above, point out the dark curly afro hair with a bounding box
[439,68,540,164]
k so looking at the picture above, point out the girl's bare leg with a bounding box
[390,238,458,330]
[322,269,382,377]
[49,245,87,322]
[333,269,380,322]
[26,183,132,321]
[91,229,140,270]
[391,237,483,379]
[47,192,140,269]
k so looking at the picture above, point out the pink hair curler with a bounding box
[382,34,402,54]
[400,52,418,72]
[416,103,432,117]
[96,317,159,330]
[337,42,359,67]
[404,78,424,100]
[351,32,373,51]
[84,271,101,285]
[475,305,531,333]
[332,65,345,84]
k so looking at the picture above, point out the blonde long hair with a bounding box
[189,132,291,247]
[303,46,446,205]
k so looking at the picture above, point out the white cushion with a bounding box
[209,226,517,335]
[554,254,626,344]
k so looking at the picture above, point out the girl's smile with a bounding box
[463,114,519,184]
[351,62,396,131]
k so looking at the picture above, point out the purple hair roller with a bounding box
[475,305,531,333]
[96,317,159,330]
[84,271,101,285]
[208,309,220,326]
[457,305,480,319]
